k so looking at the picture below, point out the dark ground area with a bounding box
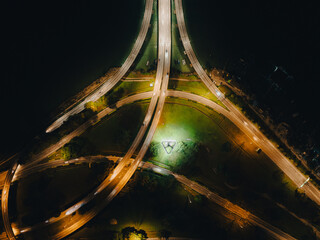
[0,0,143,156]
[2,0,319,157]
[183,0,320,151]
[67,171,272,240]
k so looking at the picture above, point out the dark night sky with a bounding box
[1,0,320,156]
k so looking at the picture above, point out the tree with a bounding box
[159,229,172,240]
[136,229,148,240]
[121,227,136,240]
[121,227,148,240]
[107,87,125,106]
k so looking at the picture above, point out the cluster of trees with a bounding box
[60,137,97,160]
[19,86,127,165]
[18,109,96,164]
[85,95,108,112]
[220,72,320,190]
[121,227,147,240]
[106,87,125,106]
[59,109,96,136]
[85,87,126,112]
[119,170,274,239]
[137,171,176,193]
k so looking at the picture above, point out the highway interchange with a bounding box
[1,0,319,239]
[2,155,299,240]
[34,1,171,238]
[45,0,154,134]
[0,90,301,240]
[173,0,320,205]
[1,0,171,239]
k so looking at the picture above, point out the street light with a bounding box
[299,177,310,188]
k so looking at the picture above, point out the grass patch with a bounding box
[219,85,246,110]
[179,74,199,80]
[23,81,153,162]
[169,79,224,106]
[66,171,271,240]
[126,71,155,78]
[147,100,320,239]
[51,137,98,161]
[83,102,149,155]
[86,81,154,112]
[116,81,154,96]
[15,162,113,227]
[147,99,252,173]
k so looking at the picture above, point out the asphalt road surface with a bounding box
[1,92,152,239]
[45,0,154,134]
[2,155,297,240]
[17,1,172,239]
[141,162,297,240]
[174,0,320,206]
[2,0,320,238]
[1,88,318,239]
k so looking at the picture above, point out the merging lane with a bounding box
[50,1,171,238]
[1,87,305,239]
[174,0,320,206]
[45,0,154,133]
[16,1,172,239]
[0,155,301,240]
[4,0,316,238]
[0,92,154,240]
[140,162,297,240]
[27,92,153,167]
[0,90,226,190]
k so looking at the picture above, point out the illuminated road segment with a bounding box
[45,0,154,133]
[4,156,298,240]
[5,1,172,239]
[1,0,319,239]
[174,0,320,206]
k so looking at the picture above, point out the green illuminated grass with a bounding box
[175,74,199,80]
[168,79,225,107]
[50,97,319,240]
[83,102,149,155]
[116,81,154,97]
[86,81,153,112]
[147,100,319,239]
[148,100,227,172]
